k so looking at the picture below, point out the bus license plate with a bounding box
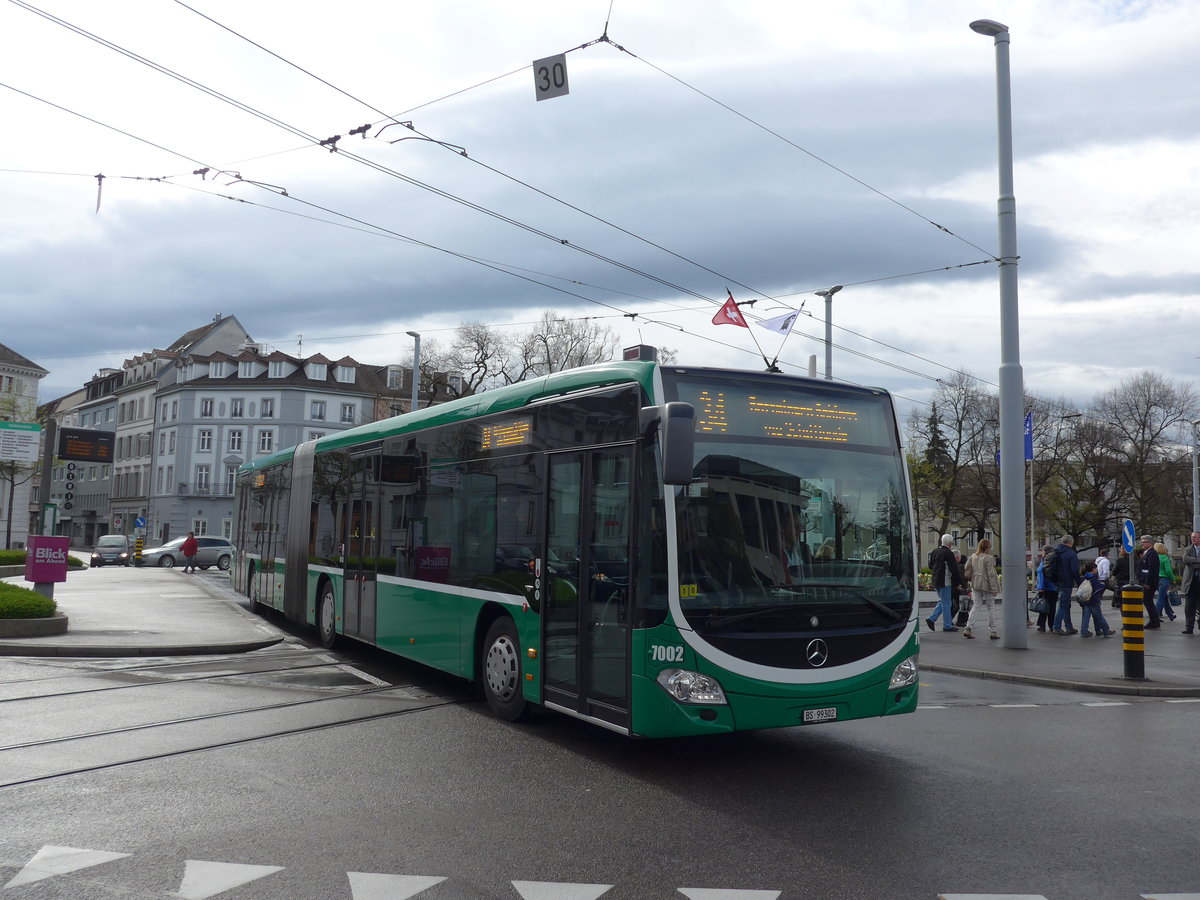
[802,706,837,724]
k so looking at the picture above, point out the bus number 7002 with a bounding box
[649,644,684,663]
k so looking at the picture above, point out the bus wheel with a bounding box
[246,565,261,615]
[318,583,338,649]
[481,617,526,721]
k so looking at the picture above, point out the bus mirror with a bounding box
[659,402,695,485]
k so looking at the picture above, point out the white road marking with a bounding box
[1081,701,1131,707]
[1141,894,1200,899]
[3,845,130,889]
[338,664,390,686]
[511,881,613,899]
[938,894,1049,899]
[348,872,446,899]
[678,890,781,899]
[988,704,1040,708]
[1164,698,1200,704]
[175,860,284,899]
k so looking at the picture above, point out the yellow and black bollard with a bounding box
[1121,583,1146,679]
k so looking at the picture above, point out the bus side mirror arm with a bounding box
[640,402,695,485]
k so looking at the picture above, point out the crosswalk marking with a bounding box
[176,860,284,899]
[348,872,447,899]
[3,845,130,889]
[678,890,781,899]
[511,881,613,899]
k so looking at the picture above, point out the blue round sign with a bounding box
[134,516,146,529]
[1121,519,1136,553]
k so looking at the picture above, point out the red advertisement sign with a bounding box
[414,547,451,584]
[25,536,70,583]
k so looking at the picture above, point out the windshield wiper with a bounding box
[703,583,905,630]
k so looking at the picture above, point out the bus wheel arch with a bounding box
[479,611,527,721]
[317,576,339,649]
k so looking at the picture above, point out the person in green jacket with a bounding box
[1154,542,1177,622]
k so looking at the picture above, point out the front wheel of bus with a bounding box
[482,617,526,721]
[318,584,338,649]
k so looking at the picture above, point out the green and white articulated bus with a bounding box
[233,353,919,738]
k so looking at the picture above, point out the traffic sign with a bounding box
[533,53,569,101]
[135,516,146,529]
[1121,519,1136,553]
[0,421,41,463]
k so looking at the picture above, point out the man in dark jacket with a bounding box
[926,534,964,633]
[1051,534,1081,634]
[1138,535,1162,628]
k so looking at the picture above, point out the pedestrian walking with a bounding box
[1180,532,1200,635]
[181,531,199,574]
[1077,561,1115,637]
[1153,542,1178,622]
[1112,548,1134,607]
[1035,545,1057,632]
[962,538,1001,640]
[1051,535,1080,635]
[1137,536,1163,629]
[926,534,963,633]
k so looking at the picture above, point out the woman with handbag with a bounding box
[962,538,1001,640]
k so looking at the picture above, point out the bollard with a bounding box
[1121,583,1146,679]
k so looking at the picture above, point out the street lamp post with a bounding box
[1192,420,1200,532]
[971,18,1026,649]
[814,285,843,380]
[406,331,421,413]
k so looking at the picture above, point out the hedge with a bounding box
[0,582,57,619]
[0,549,84,568]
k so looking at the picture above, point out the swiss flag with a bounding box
[712,293,748,328]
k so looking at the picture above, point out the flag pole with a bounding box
[724,288,775,371]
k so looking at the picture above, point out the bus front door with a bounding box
[543,447,632,731]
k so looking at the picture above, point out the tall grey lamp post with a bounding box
[814,285,843,380]
[406,331,421,413]
[1192,420,1200,532]
[971,18,1026,649]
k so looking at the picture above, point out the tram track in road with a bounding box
[0,653,367,705]
[0,684,470,790]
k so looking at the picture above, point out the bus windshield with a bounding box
[664,373,914,641]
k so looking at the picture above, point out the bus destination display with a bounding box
[684,387,886,446]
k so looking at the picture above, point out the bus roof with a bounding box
[239,360,894,474]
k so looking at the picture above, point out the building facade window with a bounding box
[335,365,354,383]
[198,429,212,451]
[269,360,285,378]
[258,430,274,453]
[229,430,243,452]
[200,398,214,418]
[196,465,211,490]
[261,398,275,418]
[310,400,326,421]
[192,518,208,536]
[231,398,244,418]
[340,403,355,424]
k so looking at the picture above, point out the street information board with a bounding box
[57,427,114,462]
[0,421,41,463]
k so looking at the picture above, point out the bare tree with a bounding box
[1091,371,1199,538]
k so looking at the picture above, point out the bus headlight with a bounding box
[889,655,919,689]
[656,668,728,705]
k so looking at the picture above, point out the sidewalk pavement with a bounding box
[0,565,283,657]
[916,590,1200,697]
[2,572,1197,696]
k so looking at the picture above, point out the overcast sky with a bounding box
[2,0,1197,426]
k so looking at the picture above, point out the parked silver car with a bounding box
[141,536,233,570]
[90,534,132,567]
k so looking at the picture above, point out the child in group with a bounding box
[1078,560,1116,638]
